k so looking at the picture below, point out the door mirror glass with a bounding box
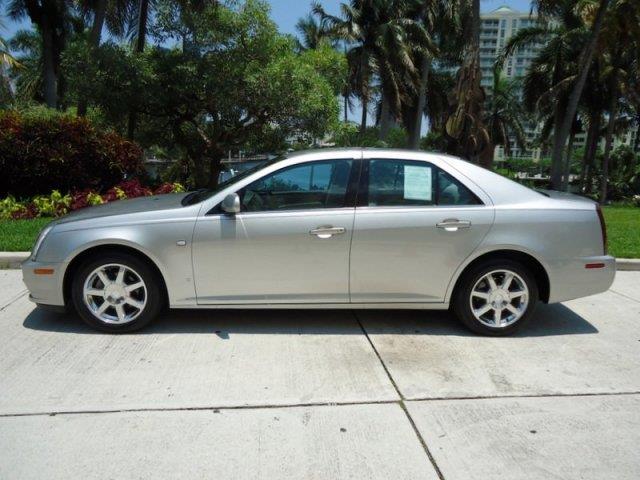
[221,193,241,214]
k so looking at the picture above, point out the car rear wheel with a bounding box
[453,259,538,336]
[71,252,164,333]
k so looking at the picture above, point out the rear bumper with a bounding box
[21,259,67,307]
[547,255,616,303]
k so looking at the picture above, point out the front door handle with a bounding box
[436,219,471,231]
[310,226,346,239]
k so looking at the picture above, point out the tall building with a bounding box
[480,6,544,161]
[479,5,639,163]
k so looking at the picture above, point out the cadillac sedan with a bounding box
[22,148,615,335]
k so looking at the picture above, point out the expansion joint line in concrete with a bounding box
[351,311,446,480]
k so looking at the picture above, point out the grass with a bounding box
[0,206,638,258]
[0,218,51,252]
[602,206,640,259]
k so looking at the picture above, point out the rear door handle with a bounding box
[436,219,471,231]
[310,226,346,239]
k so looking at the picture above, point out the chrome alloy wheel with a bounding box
[83,263,147,324]
[469,269,529,328]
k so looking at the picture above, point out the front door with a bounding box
[192,158,358,304]
[350,158,494,303]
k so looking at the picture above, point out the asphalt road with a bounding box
[1,270,639,479]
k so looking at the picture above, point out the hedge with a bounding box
[0,110,144,197]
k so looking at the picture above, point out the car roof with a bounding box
[284,147,545,206]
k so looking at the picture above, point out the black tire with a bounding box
[71,252,164,333]
[452,259,538,336]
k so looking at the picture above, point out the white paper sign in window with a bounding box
[403,165,432,201]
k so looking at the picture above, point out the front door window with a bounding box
[241,160,353,212]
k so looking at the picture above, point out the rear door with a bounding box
[349,156,494,303]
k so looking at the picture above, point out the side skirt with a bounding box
[170,302,450,310]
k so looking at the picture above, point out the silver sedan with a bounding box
[22,148,615,335]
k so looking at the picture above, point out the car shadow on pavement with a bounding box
[22,302,597,337]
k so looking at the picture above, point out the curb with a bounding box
[0,252,29,269]
[2,251,640,271]
[616,258,640,271]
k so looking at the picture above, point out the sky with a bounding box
[2,1,534,127]
[3,1,535,43]
[269,0,533,36]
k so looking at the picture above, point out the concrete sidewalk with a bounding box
[0,270,639,479]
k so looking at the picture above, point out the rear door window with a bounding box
[365,159,481,207]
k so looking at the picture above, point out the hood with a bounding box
[56,193,190,224]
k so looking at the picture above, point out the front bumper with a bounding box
[21,259,67,307]
[547,255,616,303]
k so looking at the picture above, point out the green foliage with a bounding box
[0,195,25,220]
[31,190,71,217]
[605,146,640,200]
[420,131,447,152]
[86,192,104,206]
[65,0,342,187]
[332,124,408,148]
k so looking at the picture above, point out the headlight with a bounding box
[31,225,53,261]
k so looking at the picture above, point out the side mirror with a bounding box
[221,193,241,214]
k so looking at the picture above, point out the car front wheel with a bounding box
[71,252,164,333]
[453,259,538,336]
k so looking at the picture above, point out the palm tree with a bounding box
[76,0,132,115]
[125,0,150,138]
[533,0,611,189]
[0,16,20,70]
[295,12,332,51]
[482,72,527,168]
[5,29,41,102]
[595,0,640,203]
[4,0,70,108]
[444,0,491,164]
[401,0,445,149]
[499,0,592,184]
[313,0,431,140]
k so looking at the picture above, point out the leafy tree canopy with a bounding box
[63,0,345,187]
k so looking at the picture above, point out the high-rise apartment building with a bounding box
[479,5,639,161]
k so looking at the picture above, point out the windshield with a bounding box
[181,156,285,206]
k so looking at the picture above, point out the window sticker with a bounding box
[404,165,432,201]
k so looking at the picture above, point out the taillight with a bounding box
[595,204,607,255]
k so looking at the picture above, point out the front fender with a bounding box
[38,221,197,307]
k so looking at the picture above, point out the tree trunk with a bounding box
[563,129,575,192]
[207,155,224,188]
[343,44,348,123]
[77,0,107,116]
[127,0,150,139]
[360,98,367,134]
[480,143,495,169]
[471,0,480,48]
[344,94,348,123]
[41,20,58,108]
[408,56,430,150]
[379,95,391,140]
[135,0,149,53]
[549,0,610,190]
[579,115,597,191]
[600,73,619,204]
